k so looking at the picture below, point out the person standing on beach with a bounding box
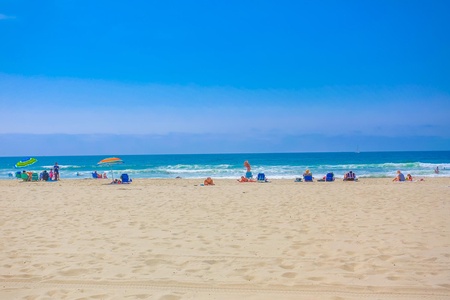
[244,160,253,179]
[53,162,60,181]
[244,160,251,172]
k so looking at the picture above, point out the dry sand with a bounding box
[1,178,450,299]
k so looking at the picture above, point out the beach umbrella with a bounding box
[15,157,38,168]
[97,157,124,181]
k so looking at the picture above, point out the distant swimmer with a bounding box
[435,167,440,174]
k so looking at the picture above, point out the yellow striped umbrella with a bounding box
[97,157,124,180]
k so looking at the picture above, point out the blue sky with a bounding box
[1,0,449,155]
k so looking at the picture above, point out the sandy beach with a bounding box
[1,178,449,299]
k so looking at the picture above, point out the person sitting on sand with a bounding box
[42,170,49,181]
[204,177,215,185]
[103,172,108,179]
[393,170,405,182]
[406,174,413,181]
[343,171,356,181]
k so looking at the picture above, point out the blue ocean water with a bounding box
[1,151,449,180]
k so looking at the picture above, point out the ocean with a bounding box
[1,151,449,180]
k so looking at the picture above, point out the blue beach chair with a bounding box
[120,173,132,184]
[257,173,266,182]
[325,172,335,182]
[303,175,313,182]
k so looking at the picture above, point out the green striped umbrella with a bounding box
[15,157,38,168]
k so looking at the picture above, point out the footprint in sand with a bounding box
[387,276,401,281]
[158,295,181,300]
[340,263,356,272]
[282,272,297,278]
[90,294,109,299]
[307,276,324,281]
[279,263,295,270]
[132,294,152,299]
[378,255,391,261]
[145,259,166,266]
[243,275,255,281]
[58,268,89,276]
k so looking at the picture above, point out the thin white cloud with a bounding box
[0,14,15,20]
[0,74,449,138]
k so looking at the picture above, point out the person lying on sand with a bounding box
[238,176,255,182]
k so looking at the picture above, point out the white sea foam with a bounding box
[1,152,449,179]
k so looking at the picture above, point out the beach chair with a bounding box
[257,173,266,182]
[31,173,39,181]
[325,172,334,182]
[21,173,30,181]
[344,171,356,181]
[120,173,132,184]
[15,171,22,179]
[303,175,313,182]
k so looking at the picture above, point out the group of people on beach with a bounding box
[40,162,60,181]
[393,170,414,182]
[302,169,355,181]
[17,160,436,183]
[93,171,108,179]
[201,160,427,185]
[238,160,258,182]
[21,162,60,181]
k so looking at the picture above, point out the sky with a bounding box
[1,0,450,156]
